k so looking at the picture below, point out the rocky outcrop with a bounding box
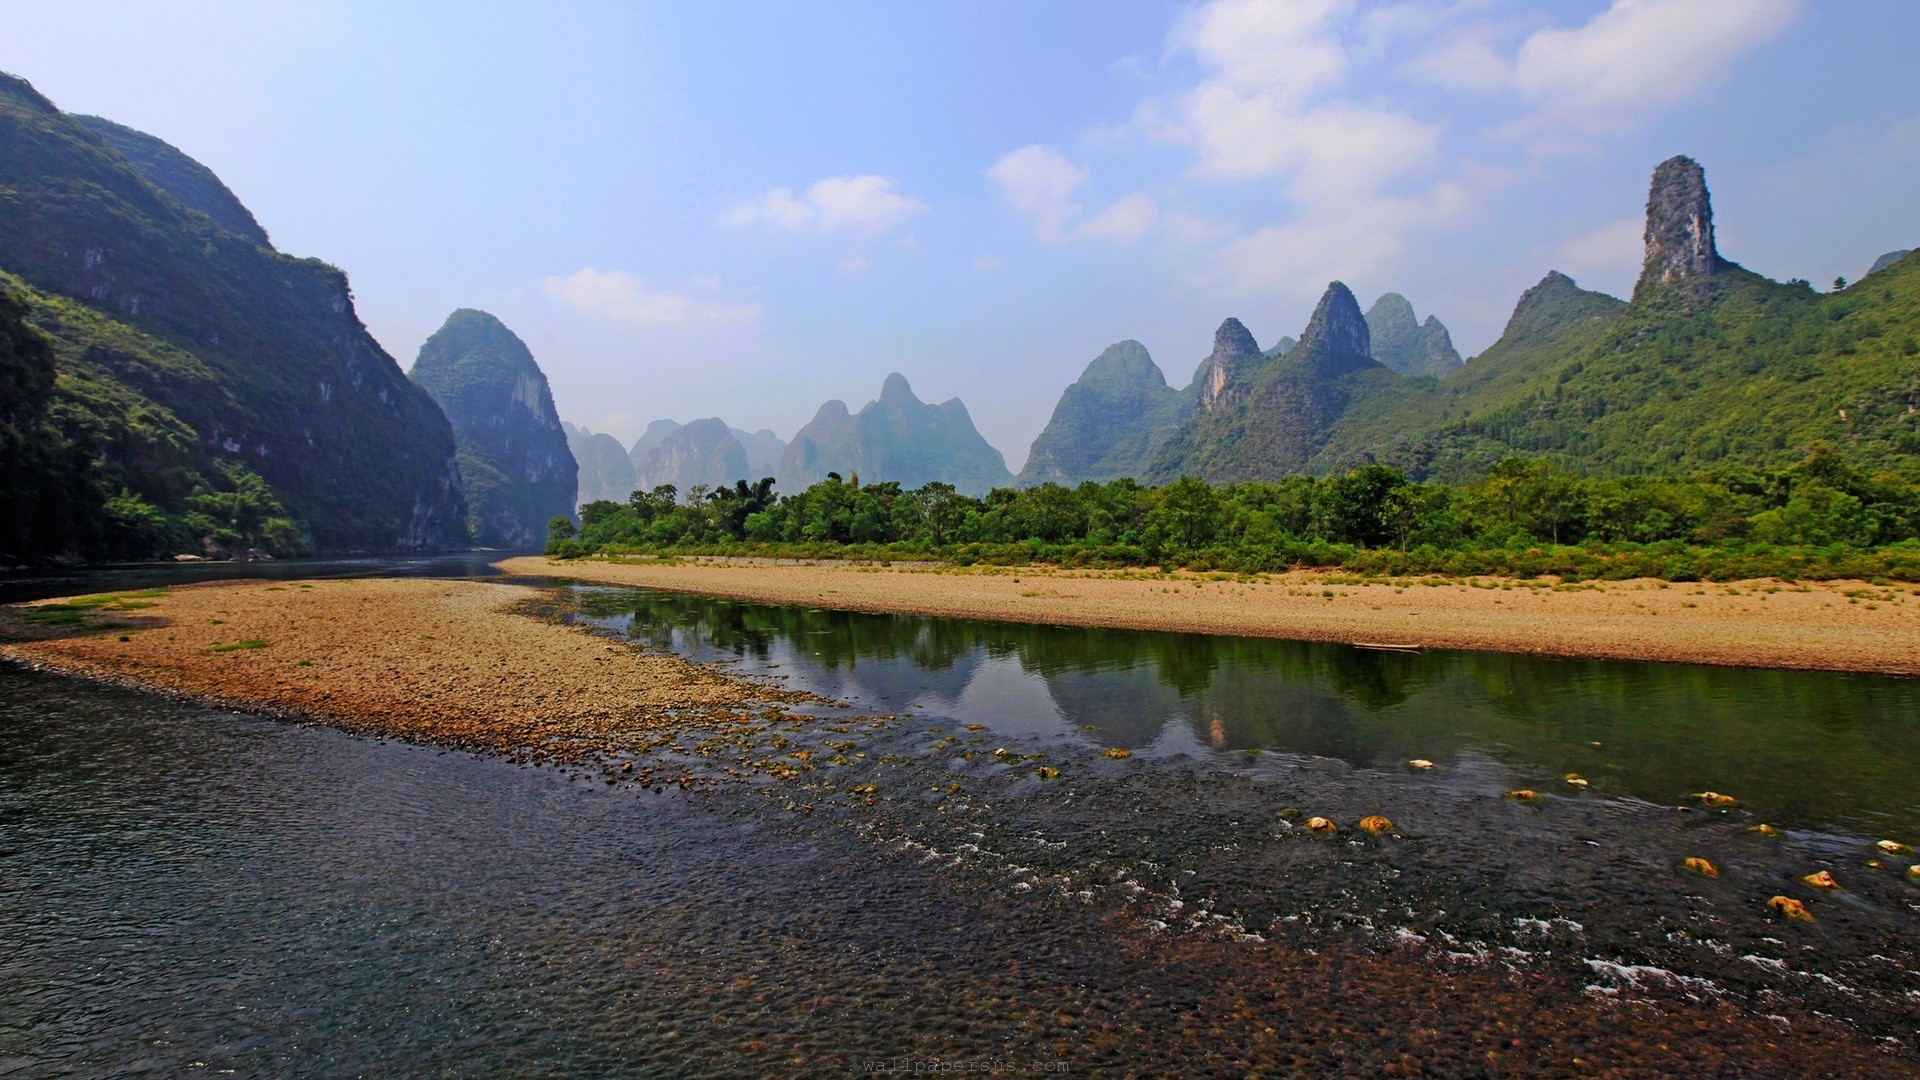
[1637,155,1722,297]
[1365,293,1462,377]
[1017,340,1194,486]
[563,424,638,508]
[1299,281,1372,363]
[410,310,575,548]
[1197,318,1260,412]
[1867,250,1913,278]
[1148,282,1392,483]
[778,373,1011,496]
[633,418,749,495]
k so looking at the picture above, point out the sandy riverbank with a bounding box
[500,556,1920,676]
[0,578,816,759]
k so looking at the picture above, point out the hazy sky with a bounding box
[5,1,1918,470]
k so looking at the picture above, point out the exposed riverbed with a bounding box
[2,560,1916,1075]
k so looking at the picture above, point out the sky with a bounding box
[4,1,1918,471]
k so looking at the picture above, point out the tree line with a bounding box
[548,448,1920,582]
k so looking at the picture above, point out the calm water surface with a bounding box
[4,563,1918,1075]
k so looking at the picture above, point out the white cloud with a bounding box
[1554,215,1644,278]
[987,145,1087,242]
[544,267,760,324]
[986,144,1161,246]
[1152,0,1441,194]
[973,254,1002,272]
[1212,184,1469,302]
[726,174,928,235]
[1511,0,1800,120]
[1400,32,1513,92]
[1163,210,1233,247]
[1076,192,1160,245]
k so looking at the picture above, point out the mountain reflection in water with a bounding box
[568,584,1920,837]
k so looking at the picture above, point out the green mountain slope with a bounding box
[0,72,465,555]
[1148,284,1394,483]
[73,114,271,248]
[777,373,1011,496]
[410,309,575,548]
[1365,293,1461,376]
[1107,156,1920,487]
[1016,340,1194,487]
[2,270,311,559]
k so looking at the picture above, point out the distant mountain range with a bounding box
[571,372,1012,502]
[0,71,466,560]
[1020,156,1920,488]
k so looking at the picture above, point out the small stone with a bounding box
[1564,773,1589,788]
[1691,791,1739,808]
[1749,823,1782,837]
[1358,816,1394,835]
[1767,895,1814,922]
[1505,789,1539,801]
[1907,865,1920,882]
[1406,759,1434,770]
[1306,817,1337,833]
[1681,857,1719,878]
[1034,766,1061,780]
[1800,870,1839,891]
[1099,747,1132,759]
[1875,839,1907,854]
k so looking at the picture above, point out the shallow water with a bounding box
[4,565,1919,1074]
[568,584,1920,840]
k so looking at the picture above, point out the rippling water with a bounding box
[4,565,1918,1075]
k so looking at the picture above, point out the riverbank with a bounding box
[502,555,1920,675]
[0,577,815,760]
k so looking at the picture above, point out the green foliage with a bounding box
[556,455,1920,582]
[409,309,575,548]
[0,73,463,552]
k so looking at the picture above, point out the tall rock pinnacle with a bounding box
[1638,155,1721,296]
[1300,281,1371,360]
[1198,317,1260,411]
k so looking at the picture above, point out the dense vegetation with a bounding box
[549,449,1920,582]
[0,71,465,559]
[1,274,309,561]
[409,309,575,549]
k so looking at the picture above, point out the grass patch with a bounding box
[206,638,269,653]
[14,590,166,627]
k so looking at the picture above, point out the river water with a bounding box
[3,560,1917,1076]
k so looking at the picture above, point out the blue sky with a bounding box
[5,1,1918,470]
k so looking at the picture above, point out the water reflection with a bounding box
[572,586,1920,836]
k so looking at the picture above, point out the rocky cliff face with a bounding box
[0,71,466,552]
[627,419,682,476]
[1366,293,1462,377]
[1867,250,1914,278]
[410,309,575,548]
[1016,340,1193,486]
[633,418,750,494]
[564,423,638,508]
[1197,318,1260,412]
[778,373,1011,496]
[1638,155,1722,297]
